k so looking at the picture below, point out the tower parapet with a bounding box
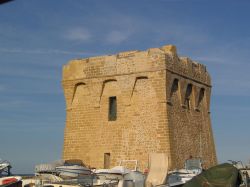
[63,45,210,86]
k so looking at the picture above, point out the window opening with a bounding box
[185,84,192,109]
[198,88,205,108]
[109,96,117,121]
[170,79,179,98]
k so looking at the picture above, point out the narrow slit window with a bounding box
[109,96,117,121]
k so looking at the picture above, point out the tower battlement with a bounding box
[63,45,210,86]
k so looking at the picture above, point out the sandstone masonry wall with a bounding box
[62,45,217,170]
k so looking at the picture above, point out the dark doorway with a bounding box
[104,153,111,169]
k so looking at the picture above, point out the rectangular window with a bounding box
[109,96,117,121]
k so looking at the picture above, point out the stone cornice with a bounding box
[62,45,211,86]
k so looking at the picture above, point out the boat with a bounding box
[27,159,138,187]
[35,160,65,174]
[165,170,199,187]
[35,159,92,179]
[182,163,248,187]
[0,159,22,187]
[94,161,145,187]
[228,160,250,186]
[29,160,99,187]
[0,176,22,187]
[95,166,145,187]
[55,165,91,178]
[0,160,12,177]
[164,158,203,187]
[28,157,203,187]
[41,177,119,187]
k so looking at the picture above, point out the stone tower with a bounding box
[62,45,217,170]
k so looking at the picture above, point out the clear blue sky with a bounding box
[0,0,250,174]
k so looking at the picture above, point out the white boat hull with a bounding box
[56,165,91,177]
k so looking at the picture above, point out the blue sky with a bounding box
[0,0,250,173]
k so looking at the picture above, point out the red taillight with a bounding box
[2,178,18,185]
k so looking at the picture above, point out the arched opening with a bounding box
[170,79,179,98]
[197,88,205,108]
[185,84,193,109]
